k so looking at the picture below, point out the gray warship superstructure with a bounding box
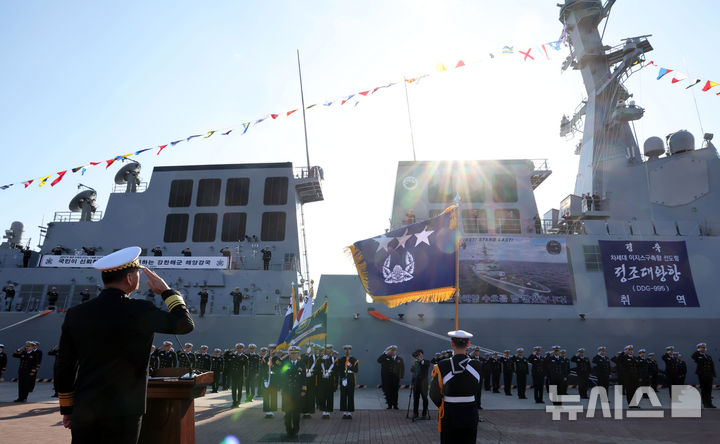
[1,0,718,386]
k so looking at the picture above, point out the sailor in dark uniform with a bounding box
[301,346,318,418]
[378,345,402,409]
[196,345,212,372]
[617,345,639,406]
[647,352,659,391]
[245,344,261,401]
[211,348,224,393]
[29,341,42,393]
[489,352,501,393]
[0,343,7,381]
[13,341,37,402]
[336,345,359,419]
[280,345,307,439]
[79,288,91,303]
[500,349,514,396]
[197,288,209,317]
[559,349,570,395]
[48,345,61,397]
[47,287,60,309]
[148,345,159,374]
[637,349,650,387]
[662,346,678,395]
[511,348,529,399]
[262,346,280,417]
[2,284,15,311]
[469,347,484,408]
[158,341,177,368]
[317,344,337,418]
[691,342,716,408]
[56,246,193,443]
[429,330,483,444]
[178,343,196,369]
[528,346,545,403]
[677,353,687,385]
[410,348,430,420]
[592,346,611,392]
[480,352,492,391]
[228,343,248,407]
[545,346,565,404]
[571,348,592,399]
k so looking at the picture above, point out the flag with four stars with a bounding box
[347,206,459,307]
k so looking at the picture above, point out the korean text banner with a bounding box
[348,207,458,308]
[39,255,229,269]
[458,236,572,305]
[598,240,698,307]
[276,300,328,351]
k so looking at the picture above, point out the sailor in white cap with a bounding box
[12,340,37,402]
[178,343,195,369]
[512,347,529,400]
[528,346,545,403]
[55,246,193,438]
[662,345,679,396]
[337,345,359,419]
[245,344,260,402]
[571,348,591,399]
[691,342,716,408]
[378,344,404,410]
[592,346,611,392]
[429,330,482,444]
[210,348,224,393]
[500,349,514,396]
[616,345,640,406]
[158,340,178,368]
[647,352,659,391]
[196,345,211,372]
[316,344,336,418]
[280,345,306,438]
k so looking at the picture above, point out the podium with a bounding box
[138,368,213,444]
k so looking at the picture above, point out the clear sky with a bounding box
[1,0,718,286]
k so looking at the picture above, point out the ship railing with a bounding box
[294,166,324,180]
[530,159,550,171]
[53,211,104,222]
[582,197,608,212]
[112,181,148,193]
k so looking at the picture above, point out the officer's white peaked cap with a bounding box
[289,346,301,352]
[235,343,245,348]
[163,341,172,346]
[325,344,334,349]
[184,343,193,348]
[387,345,398,350]
[343,345,352,349]
[517,348,524,352]
[93,246,142,272]
[552,345,560,350]
[665,345,674,350]
[624,344,634,350]
[697,342,707,348]
[578,348,585,352]
[597,346,606,351]
[447,330,473,339]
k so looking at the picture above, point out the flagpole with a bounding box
[453,197,461,330]
[403,79,417,161]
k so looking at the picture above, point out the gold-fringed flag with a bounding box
[347,206,459,308]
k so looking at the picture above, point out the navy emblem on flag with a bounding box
[348,206,458,307]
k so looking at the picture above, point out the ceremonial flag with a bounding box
[276,288,296,345]
[294,286,314,328]
[50,171,67,187]
[38,175,51,187]
[541,44,550,59]
[347,206,459,308]
[657,67,672,80]
[276,301,328,351]
[89,162,101,166]
[436,63,447,72]
[358,91,370,96]
[702,80,718,92]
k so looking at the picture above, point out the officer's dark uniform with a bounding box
[637,353,650,387]
[29,344,42,392]
[571,352,592,398]
[691,348,716,408]
[430,353,483,444]
[301,352,318,415]
[677,358,687,385]
[231,290,242,315]
[246,350,261,401]
[647,356,659,390]
[56,286,193,443]
[480,354,491,391]
[617,351,639,405]
[410,355,430,418]
[377,349,404,409]
[511,352,529,399]
[196,351,212,372]
[158,347,177,368]
[261,353,280,413]
[148,348,159,374]
[2,285,15,311]
[545,353,565,404]
[662,350,678,394]
[470,351,484,407]
[262,248,272,270]
[559,352,570,395]
[336,352,359,416]
[47,289,59,308]
[528,351,545,403]
[80,289,91,303]
[489,355,501,393]
[48,346,61,396]
[280,354,307,438]
[198,290,208,317]
[178,348,196,368]
[12,345,37,402]
[227,350,248,405]
[592,352,611,392]
[500,352,514,395]
[316,352,337,414]
[210,351,225,392]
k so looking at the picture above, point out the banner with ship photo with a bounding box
[598,240,699,307]
[457,236,573,305]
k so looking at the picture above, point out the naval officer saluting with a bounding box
[56,246,194,444]
[430,330,483,444]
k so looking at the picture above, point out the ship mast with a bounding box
[559,0,653,218]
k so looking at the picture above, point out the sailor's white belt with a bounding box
[443,396,475,403]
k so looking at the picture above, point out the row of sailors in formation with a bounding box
[425,343,716,408]
[150,341,360,420]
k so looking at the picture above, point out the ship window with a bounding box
[428,209,442,219]
[192,213,218,242]
[428,180,454,204]
[462,209,488,233]
[494,209,521,234]
[492,174,518,202]
[226,178,250,206]
[261,212,286,241]
[264,177,288,205]
[164,214,189,243]
[583,245,602,271]
[196,179,221,207]
[221,212,247,242]
[168,180,193,207]
[458,176,486,203]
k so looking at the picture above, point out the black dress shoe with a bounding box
[393,405,399,410]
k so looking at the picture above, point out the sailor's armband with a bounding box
[162,290,186,311]
[59,391,74,414]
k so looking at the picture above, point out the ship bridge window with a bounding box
[458,177,486,203]
[197,179,221,207]
[261,212,286,241]
[264,177,288,205]
[494,209,521,234]
[164,214,189,242]
[168,180,193,207]
[221,212,247,242]
[428,181,454,204]
[226,178,250,206]
[492,174,518,203]
[462,209,488,233]
[193,213,218,242]
[583,245,602,271]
